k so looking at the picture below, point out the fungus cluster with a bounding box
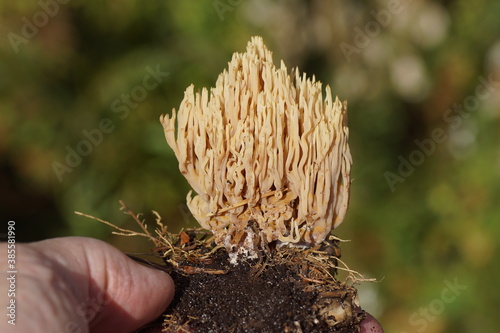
[161,36,351,261]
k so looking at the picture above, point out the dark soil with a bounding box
[132,229,367,332]
[163,249,364,333]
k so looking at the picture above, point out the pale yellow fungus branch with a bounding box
[160,36,352,261]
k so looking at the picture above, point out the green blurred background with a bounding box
[1,1,499,332]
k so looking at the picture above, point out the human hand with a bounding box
[0,237,174,333]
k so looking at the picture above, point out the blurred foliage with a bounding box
[1,0,499,332]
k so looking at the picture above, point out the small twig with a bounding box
[74,211,149,238]
[167,259,228,274]
[300,275,326,284]
[119,200,153,239]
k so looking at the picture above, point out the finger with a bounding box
[360,312,384,333]
[30,237,174,333]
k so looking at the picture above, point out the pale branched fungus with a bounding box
[161,36,352,262]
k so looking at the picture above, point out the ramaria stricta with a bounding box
[161,36,352,263]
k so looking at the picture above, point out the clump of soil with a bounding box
[77,205,375,332]
[141,228,368,333]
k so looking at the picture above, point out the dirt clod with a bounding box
[153,230,366,333]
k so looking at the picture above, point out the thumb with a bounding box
[30,237,174,333]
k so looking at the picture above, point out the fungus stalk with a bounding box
[161,36,352,262]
